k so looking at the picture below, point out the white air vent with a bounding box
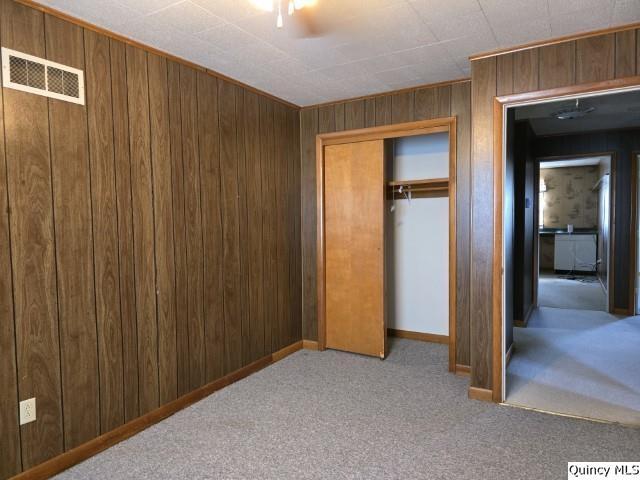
[1,47,84,105]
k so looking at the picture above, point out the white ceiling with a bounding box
[541,156,607,168]
[515,88,640,135]
[39,0,640,106]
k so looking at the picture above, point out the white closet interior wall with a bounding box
[391,133,449,335]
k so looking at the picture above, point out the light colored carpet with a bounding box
[538,274,607,311]
[56,339,640,480]
[507,307,640,426]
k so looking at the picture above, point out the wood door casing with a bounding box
[324,140,386,358]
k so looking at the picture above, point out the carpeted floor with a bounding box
[507,307,640,426]
[538,273,607,311]
[56,338,640,480]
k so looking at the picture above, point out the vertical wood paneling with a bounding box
[46,15,99,450]
[539,42,576,89]
[576,34,615,83]
[300,108,318,340]
[415,85,452,120]
[236,90,251,366]
[219,80,243,372]
[244,91,265,359]
[470,57,496,389]
[334,102,345,131]
[126,46,159,414]
[436,86,451,117]
[375,95,392,126]
[364,98,376,127]
[198,72,224,382]
[181,66,205,389]
[289,108,302,344]
[344,99,365,130]
[451,81,472,367]
[84,30,124,433]
[513,49,539,93]
[496,54,514,96]
[0,4,20,473]
[274,103,291,350]
[615,30,637,78]
[0,3,302,474]
[110,39,139,422]
[391,91,414,123]
[167,61,189,396]
[260,99,277,352]
[415,87,435,120]
[318,105,335,133]
[1,0,63,467]
[148,54,177,405]
[637,29,640,75]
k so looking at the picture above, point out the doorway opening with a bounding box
[497,86,640,426]
[537,154,612,313]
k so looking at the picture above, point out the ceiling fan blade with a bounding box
[291,7,336,37]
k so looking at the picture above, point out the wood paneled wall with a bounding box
[0,1,301,477]
[300,81,473,368]
[470,28,639,392]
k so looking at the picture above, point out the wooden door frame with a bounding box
[316,117,458,371]
[492,76,640,402]
[632,150,639,315]
[536,151,617,313]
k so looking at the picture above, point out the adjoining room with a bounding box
[538,155,609,312]
[503,89,640,426]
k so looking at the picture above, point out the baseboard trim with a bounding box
[514,303,534,328]
[302,339,319,350]
[12,341,303,480]
[468,386,493,402]
[388,328,449,344]
[505,343,514,367]
[455,364,470,376]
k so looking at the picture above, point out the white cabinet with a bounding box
[554,234,597,272]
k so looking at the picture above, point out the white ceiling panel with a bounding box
[147,1,225,34]
[34,0,639,106]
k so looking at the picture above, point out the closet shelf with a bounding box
[388,178,449,192]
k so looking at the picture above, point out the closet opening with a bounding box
[316,119,457,371]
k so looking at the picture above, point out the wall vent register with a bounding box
[1,47,85,105]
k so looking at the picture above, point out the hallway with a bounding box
[506,307,640,426]
[538,273,607,312]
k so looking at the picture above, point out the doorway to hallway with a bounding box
[500,88,640,426]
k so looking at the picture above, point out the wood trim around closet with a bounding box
[491,76,640,403]
[316,117,458,372]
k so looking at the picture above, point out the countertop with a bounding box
[539,228,598,236]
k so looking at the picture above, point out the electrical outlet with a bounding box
[19,398,36,426]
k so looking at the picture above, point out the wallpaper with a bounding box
[540,165,599,229]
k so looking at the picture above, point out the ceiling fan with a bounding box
[249,0,335,36]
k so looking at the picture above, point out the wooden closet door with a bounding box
[324,140,386,358]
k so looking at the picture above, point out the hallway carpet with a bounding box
[507,307,640,426]
[538,274,607,311]
[57,339,640,480]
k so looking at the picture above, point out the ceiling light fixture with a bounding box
[250,0,317,28]
[551,98,595,120]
